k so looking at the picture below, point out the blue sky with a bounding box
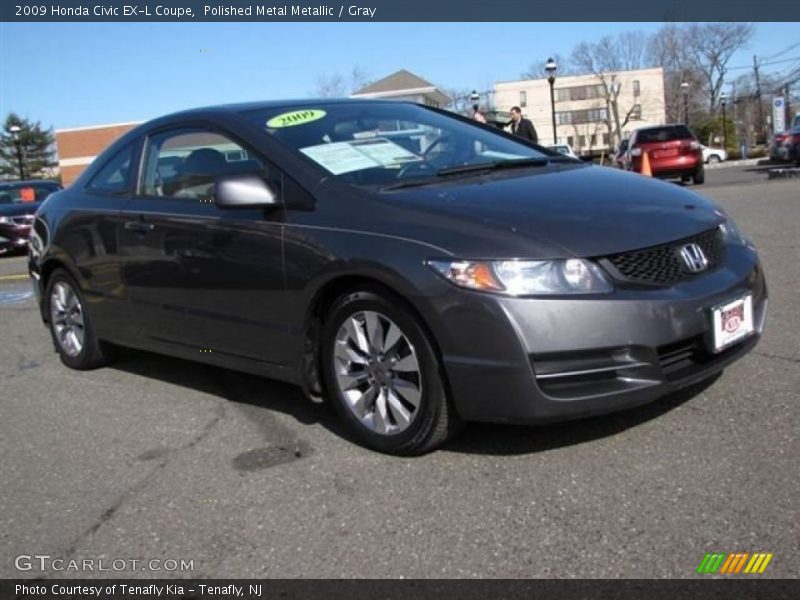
[1,22,797,129]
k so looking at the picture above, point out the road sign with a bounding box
[773,97,785,134]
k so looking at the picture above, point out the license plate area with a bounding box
[653,148,678,158]
[711,294,754,353]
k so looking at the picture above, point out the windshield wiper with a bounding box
[436,157,555,176]
[381,157,570,191]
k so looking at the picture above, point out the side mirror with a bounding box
[214,173,279,209]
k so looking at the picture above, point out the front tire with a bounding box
[45,268,114,370]
[707,154,721,164]
[321,288,461,455]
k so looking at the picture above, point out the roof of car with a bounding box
[162,98,410,119]
[0,179,61,189]
[634,124,688,131]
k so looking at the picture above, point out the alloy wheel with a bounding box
[333,310,422,435]
[50,281,85,357]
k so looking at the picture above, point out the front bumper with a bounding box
[0,224,32,247]
[433,245,767,424]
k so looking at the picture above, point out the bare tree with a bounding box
[571,33,650,148]
[313,65,372,98]
[684,23,754,114]
[441,88,475,115]
[647,25,704,124]
[522,53,577,79]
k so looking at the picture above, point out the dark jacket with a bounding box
[510,118,538,144]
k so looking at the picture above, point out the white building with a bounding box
[494,67,666,153]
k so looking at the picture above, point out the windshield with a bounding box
[241,102,551,187]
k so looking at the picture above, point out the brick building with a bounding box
[55,122,140,186]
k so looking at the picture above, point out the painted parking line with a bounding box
[0,274,29,281]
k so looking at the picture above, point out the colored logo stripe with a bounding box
[697,552,773,574]
[744,553,773,574]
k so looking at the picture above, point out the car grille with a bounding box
[10,215,34,226]
[601,227,724,286]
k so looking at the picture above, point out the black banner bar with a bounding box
[3,580,800,600]
[3,0,799,22]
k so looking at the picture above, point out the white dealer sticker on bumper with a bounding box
[712,294,754,352]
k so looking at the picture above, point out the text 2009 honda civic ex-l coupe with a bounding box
[29,100,767,454]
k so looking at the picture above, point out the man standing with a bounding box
[509,106,538,144]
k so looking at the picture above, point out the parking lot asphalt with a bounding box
[1,175,798,579]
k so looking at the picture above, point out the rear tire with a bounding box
[321,287,462,455]
[45,268,115,370]
[707,154,721,164]
[692,164,705,185]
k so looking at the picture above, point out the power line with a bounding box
[727,56,800,71]
[763,42,800,62]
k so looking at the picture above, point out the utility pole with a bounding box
[753,55,765,143]
[785,84,791,130]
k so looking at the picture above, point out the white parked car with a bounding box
[547,144,579,159]
[702,145,728,164]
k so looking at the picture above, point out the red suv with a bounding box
[626,125,704,185]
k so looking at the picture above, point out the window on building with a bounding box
[602,133,610,147]
[554,84,605,103]
[590,134,597,146]
[580,136,587,148]
[633,80,640,97]
[631,104,642,120]
[567,136,574,147]
[519,91,527,107]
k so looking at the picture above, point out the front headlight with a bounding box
[0,216,11,224]
[716,211,748,246]
[427,258,613,295]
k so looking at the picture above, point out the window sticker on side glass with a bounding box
[300,139,420,175]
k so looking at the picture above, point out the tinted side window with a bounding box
[87,143,136,195]
[141,129,268,201]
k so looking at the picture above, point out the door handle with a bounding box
[124,220,155,234]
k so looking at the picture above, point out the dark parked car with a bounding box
[768,132,790,162]
[29,100,767,454]
[0,180,62,254]
[784,126,800,166]
[626,125,704,184]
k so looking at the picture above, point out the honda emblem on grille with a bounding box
[679,243,709,272]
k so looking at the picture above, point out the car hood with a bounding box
[373,164,724,258]
[0,202,41,217]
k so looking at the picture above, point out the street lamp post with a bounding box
[8,125,26,180]
[545,57,557,145]
[469,89,480,116]
[680,81,689,126]
[720,92,727,152]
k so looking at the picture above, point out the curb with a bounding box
[705,158,768,170]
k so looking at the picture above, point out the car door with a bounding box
[118,126,291,364]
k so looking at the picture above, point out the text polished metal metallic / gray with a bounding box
[29,99,767,454]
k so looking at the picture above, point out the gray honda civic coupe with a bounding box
[29,100,767,454]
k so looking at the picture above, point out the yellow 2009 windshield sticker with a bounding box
[267,109,326,128]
